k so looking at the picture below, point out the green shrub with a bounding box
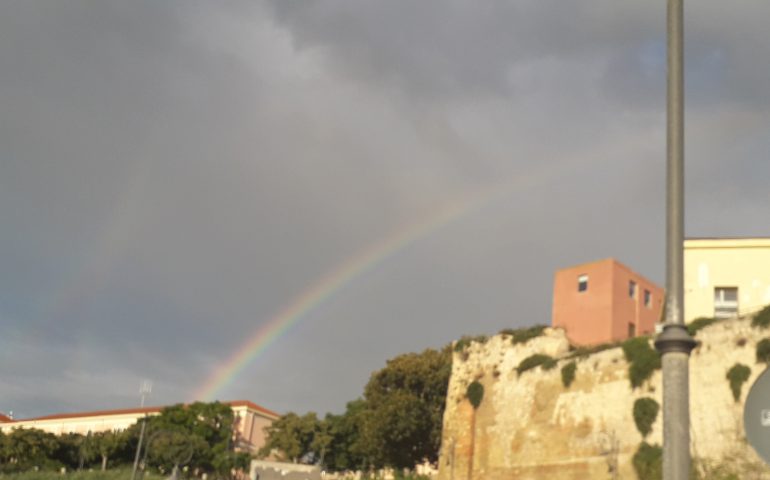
[687,316,720,336]
[756,338,770,364]
[726,363,751,402]
[752,304,770,329]
[622,337,661,389]
[454,335,488,352]
[568,342,617,359]
[632,442,662,480]
[466,381,484,409]
[561,361,577,388]
[633,397,660,438]
[516,354,556,375]
[508,325,547,345]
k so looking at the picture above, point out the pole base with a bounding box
[655,323,697,355]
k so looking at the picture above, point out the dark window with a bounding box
[578,274,588,292]
[628,323,636,338]
[644,290,652,308]
[629,280,637,298]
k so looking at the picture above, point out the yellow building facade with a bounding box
[684,238,770,322]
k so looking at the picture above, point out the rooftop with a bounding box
[3,400,279,423]
[685,237,770,249]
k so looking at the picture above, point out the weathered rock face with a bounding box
[437,321,770,480]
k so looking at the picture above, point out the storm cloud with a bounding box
[1,1,768,418]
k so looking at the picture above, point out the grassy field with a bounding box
[0,469,165,480]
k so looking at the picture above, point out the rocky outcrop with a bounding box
[437,320,770,480]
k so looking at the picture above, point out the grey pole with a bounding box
[654,0,697,479]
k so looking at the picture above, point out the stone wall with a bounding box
[437,320,770,480]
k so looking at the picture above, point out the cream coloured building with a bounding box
[684,237,770,322]
[0,400,278,454]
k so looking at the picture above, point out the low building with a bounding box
[552,258,664,346]
[684,237,770,322]
[0,400,278,454]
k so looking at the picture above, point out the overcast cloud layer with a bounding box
[1,1,769,418]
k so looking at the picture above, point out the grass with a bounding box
[0,469,164,480]
[453,335,488,352]
[567,341,619,359]
[499,325,547,345]
[687,316,721,336]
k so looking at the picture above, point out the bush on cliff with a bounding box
[726,363,751,402]
[633,397,660,438]
[632,442,662,480]
[567,341,617,359]
[687,316,720,336]
[466,381,484,409]
[752,304,770,329]
[516,354,556,375]
[756,338,770,364]
[622,337,661,389]
[499,325,547,345]
[453,335,488,353]
[561,361,577,388]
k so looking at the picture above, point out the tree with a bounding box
[357,346,451,469]
[93,431,126,470]
[320,400,368,472]
[258,412,319,463]
[146,430,207,479]
[2,428,59,469]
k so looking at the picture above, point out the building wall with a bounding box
[0,411,158,435]
[609,262,664,341]
[553,259,663,346]
[0,401,278,453]
[552,260,614,346]
[684,238,770,322]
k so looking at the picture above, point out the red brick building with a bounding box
[552,258,664,346]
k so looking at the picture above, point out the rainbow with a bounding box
[191,139,632,401]
[191,193,480,401]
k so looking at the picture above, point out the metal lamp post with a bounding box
[653,0,698,479]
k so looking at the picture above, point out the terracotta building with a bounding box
[0,400,278,454]
[552,258,664,346]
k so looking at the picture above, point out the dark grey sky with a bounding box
[1,1,768,418]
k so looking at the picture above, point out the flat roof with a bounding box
[556,258,661,289]
[685,237,770,249]
[6,400,279,423]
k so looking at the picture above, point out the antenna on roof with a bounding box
[139,380,153,408]
[132,379,152,480]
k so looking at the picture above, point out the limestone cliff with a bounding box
[437,319,770,480]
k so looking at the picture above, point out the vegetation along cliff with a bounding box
[438,307,770,480]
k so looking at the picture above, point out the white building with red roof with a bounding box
[0,400,278,454]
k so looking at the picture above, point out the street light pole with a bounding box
[654,0,697,479]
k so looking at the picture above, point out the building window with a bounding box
[644,289,652,308]
[628,323,636,338]
[714,287,739,318]
[629,280,637,298]
[578,274,588,292]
